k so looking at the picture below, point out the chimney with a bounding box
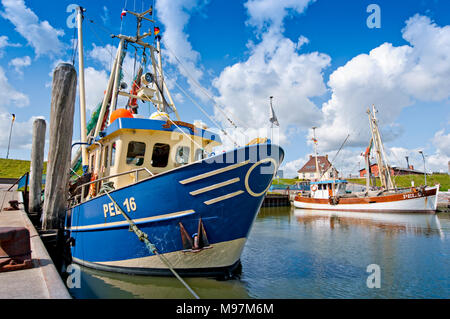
[309,155,312,159]
[409,165,414,170]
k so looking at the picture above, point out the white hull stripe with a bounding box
[179,160,250,185]
[189,178,240,196]
[68,209,195,231]
[204,190,244,205]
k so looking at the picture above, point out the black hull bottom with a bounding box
[72,257,242,279]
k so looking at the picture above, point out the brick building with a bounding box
[359,164,423,178]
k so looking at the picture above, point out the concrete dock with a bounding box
[0,185,71,299]
[437,191,450,212]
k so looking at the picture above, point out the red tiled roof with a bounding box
[297,155,334,173]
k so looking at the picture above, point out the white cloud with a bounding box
[213,32,329,133]
[400,15,450,101]
[0,109,44,152]
[84,67,108,112]
[101,6,109,25]
[88,44,116,71]
[0,35,21,57]
[427,129,450,173]
[9,55,31,74]
[0,66,29,107]
[315,15,450,153]
[156,0,209,101]
[213,0,329,139]
[245,0,314,33]
[281,155,308,179]
[432,129,450,158]
[87,44,138,110]
[0,0,65,57]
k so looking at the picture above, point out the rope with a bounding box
[162,41,248,131]
[70,26,78,66]
[167,75,240,148]
[120,0,128,35]
[102,190,200,299]
[317,134,350,181]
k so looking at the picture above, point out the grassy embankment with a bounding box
[0,158,47,179]
[272,178,301,185]
[348,174,449,191]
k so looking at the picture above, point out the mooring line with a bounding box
[102,190,200,299]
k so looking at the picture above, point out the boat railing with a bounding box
[73,167,154,203]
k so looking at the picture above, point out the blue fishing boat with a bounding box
[65,6,283,277]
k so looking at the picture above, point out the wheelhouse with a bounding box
[71,116,221,204]
[310,180,348,199]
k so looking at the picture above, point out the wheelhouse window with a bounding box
[126,141,146,166]
[175,146,190,165]
[110,142,116,167]
[194,148,205,161]
[104,145,109,168]
[151,143,170,167]
[89,153,95,172]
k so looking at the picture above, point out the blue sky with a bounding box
[0,0,449,177]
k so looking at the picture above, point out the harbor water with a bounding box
[68,207,450,299]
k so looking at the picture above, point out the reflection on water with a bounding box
[70,265,250,299]
[69,207,450,299]
[294,210,446,238]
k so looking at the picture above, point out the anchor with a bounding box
[179,218,211,252]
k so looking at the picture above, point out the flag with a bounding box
[154,26,160,36]
[12,114,15,122]
[269,100,279,126]
[312,138,317,143]
[121,9,127,20]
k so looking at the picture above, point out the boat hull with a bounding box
[66,143,283,276]
[293,186,439,213]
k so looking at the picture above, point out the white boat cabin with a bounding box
[310,180,348,199]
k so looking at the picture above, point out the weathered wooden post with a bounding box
[29,118,46,213]
[42,63,77,230]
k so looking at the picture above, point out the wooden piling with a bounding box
[29,119,46,213]
[42,63,77,230]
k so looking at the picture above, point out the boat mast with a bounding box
[312,127,320,181]
[156,37,165,113]
[77,6,89,170]
[110,38,125,112]
[364,138,373,190]
[367,105,395,190]
[109,8,180,120]
[93,47,121,137]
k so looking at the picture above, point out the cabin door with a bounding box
[328,184,333,197]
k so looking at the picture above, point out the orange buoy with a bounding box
[89,173,98,198]
[109,108,134,124]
